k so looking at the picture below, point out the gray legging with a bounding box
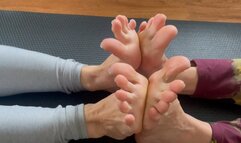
[0,45,87,143]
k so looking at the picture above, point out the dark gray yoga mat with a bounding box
[0,10,241,143]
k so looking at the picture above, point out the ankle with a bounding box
[81,64,116,91]
[80,65,102,91]
[180,114,212,143]
[84,104,105,138]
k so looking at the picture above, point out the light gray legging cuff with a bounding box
[0,45,89,141]
[0,104,88,143]
[0,45,84,96]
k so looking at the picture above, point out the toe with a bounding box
[112,19,125,40]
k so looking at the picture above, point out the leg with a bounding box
[109,62,148,133]
[0,104,87,142]
[138,13,178,77]
[135,56,212,143]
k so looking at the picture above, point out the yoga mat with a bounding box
[0,10,241,143]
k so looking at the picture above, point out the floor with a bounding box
[0,0,241,23]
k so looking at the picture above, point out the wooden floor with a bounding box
[1,0,241,23]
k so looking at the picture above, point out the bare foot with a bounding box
[109,62,148,133]
[101,15,140,69]
[85,94,133,140]
[135,56,212,143]
[142,56,190,130]
[135,98,212,143]
[84,15,140,91]
[138,13,178,77]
